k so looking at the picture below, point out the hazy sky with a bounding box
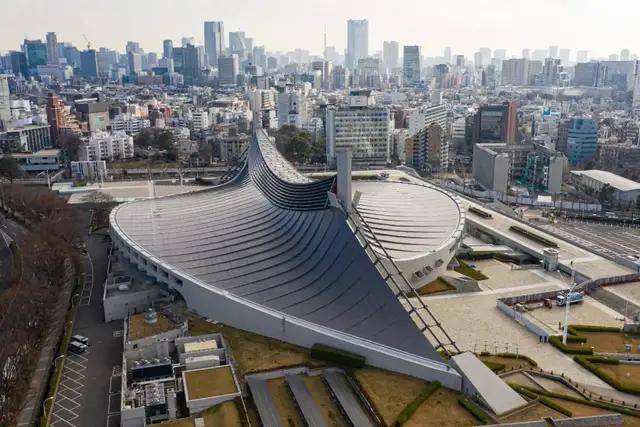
[1,0,637,59]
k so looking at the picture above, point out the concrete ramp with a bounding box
[451,352,527,416]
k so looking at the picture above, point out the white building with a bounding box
[111,114,150,134]
[0,75,10,130]
[81,130,134,162]
[326,90,391,168]
[276,86,308,128]
[571,170,640,204]
[191,110,209,132]
[70,160,108,180]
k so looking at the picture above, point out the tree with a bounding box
[0,156,23,183]
[198,142,213,165]
[58,134,83,161]
[597,184,615,205]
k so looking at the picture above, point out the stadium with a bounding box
[110,129,465,387]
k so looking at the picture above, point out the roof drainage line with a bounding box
[345,205,460,356]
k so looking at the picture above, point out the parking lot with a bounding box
[49,229,124,427]
[540,220,640,259]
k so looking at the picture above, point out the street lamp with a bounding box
[562,262,577,345]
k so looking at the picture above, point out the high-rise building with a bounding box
[403,45,421,87]
[277,85,309,128]
[346,19,368,70]
[522,48,530,59]
[620,49,631,62]
[46,32,59,65]
[229,32,248,59]
[179,44,200,84]
[478,48,491,67]
[566,118,597,165]
[406,104,449,172]
[0,75,10,131]
[548,45,559,59]
[576,50,589,63]
[501,58,530,86]
[9,51,29,77]
[126,41,141,54]
[472,101,518,145]
[80,49,99,78]
[23,39,47,70]
[204,21,225,67]
[181,37,195,48]
[383,41,399,71]
[46,92,66,144]
[573,62,606,87]
[127,51,142,75]
[163,39,173,59]
[218,54,239,87]
[559,49,571,65]
[443,47,452,64]
[531,49,547,61]
[326,90,390,168]
[493,49,507,61]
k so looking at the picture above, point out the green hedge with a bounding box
[574,356,640,395]
[310,344,366,368]
[509,383,640,418]
[509,225,559,247]
[458,396,489,424]
[509,383,539,399]
[568,324,622,334]
[548,335,594,355]
[394,382,441,426]
[539,396,573,417]
[468,206,492,219]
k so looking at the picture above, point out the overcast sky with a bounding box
[1,0,637,60]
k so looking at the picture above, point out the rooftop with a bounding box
[128,312,175,341]
[183,366,238,400]
[572,169,640,192]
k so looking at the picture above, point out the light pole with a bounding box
[562,263,577,345]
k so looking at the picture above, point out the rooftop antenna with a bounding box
[82,34,91,50]
[323,25,327,59]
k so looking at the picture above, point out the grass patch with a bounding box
[394,382,441,426]
[482,361,506,372]
[454,259,488,281]
[311,343,365,368]
[188,317,318,376]
[575,356,640,395]
[457,396,489,424]
[468,206,492,219]
[539,396,573,417]
[417,277,455,296]
[548,335,594,355]
[509,225,558,248]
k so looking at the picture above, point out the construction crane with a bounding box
[82,34,91,50]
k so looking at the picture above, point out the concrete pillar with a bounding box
[336,148,352,212]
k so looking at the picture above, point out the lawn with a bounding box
[188,317,318,376]
[501,402,565,423]
[454,259,488,281]
[597,363,640,389]
[353,367,427,425]
[303,375,349,426]
[580,331,640,354]
[546,398,640,426]
[417,277,456,296]
[184,366,238,400]
[267,378,305,427]
[157,400,243,426]
[404,388,478,427]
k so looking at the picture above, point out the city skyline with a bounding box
[1,0,638,59]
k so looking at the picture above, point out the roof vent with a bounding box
[144,307,158,325]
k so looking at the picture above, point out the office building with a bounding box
[46,92,66,144]
[128,51,142,75]
[620,49,631,62]
[501,58,530,86]
[204,21,224,67]
[80,130,134,162]
[548,45,559,59]
[559,48,570,65]
[407,104,449,173]
[566,117,597,165]
[218,54,239,87]
[346,19,368,70]
[229,32,248,58]
[24,39,47,71]
[522,48,530,59]
[174,44,200,84]
[13,149,63,172]
[80,49,99,78]
[277,85,308,128]
[577,50,589,63]
[0,124,51,153]
[163,39,173,59]
[326,90,391,168]
[46,32,59,65]
[571,170,640,203]
[383,41,399,71]
[0,75,10,130]
[70,160,107,180]
[9,51,29,77]
[403,45,421,87]
[472,101,518,145]
[573,62,606,87]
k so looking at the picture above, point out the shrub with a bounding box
[468,206,492,219]
[495,352,538,367]
[539,396,572,417]
[455,259,488,281]
[482,361,506,372]
[568,324,621,333]
[310,344,365,368]
[458,396,489,424]
[394,382,441,426]
[548,335,594,355]
[574,356,640,395]
[509,225,558,247]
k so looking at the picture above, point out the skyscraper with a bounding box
[0,75,10,131]
[567,118,597,165]
[522,48,530,59]
[403,45,421,87]
[346,19,368,70]
[559,49,570,65]
[229,32,248,59]
[204,21,225,67]
[80,49,98,78]
[577,50,589,63]
[218,54,239,86]
[46,32,59,65]
[163,39,173,59]
[382,41,399,71]
[444,47,452,64]
[493,49,507,61]
[548,45,559,59]
[23,39,47,70]
[128,51,142,75]
[620,49,631,62]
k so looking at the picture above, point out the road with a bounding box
[0,213,28,291]
[49,209,124,427]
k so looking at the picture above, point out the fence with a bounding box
[496,300,550,339]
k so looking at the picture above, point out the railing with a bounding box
[345,205,460,356]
